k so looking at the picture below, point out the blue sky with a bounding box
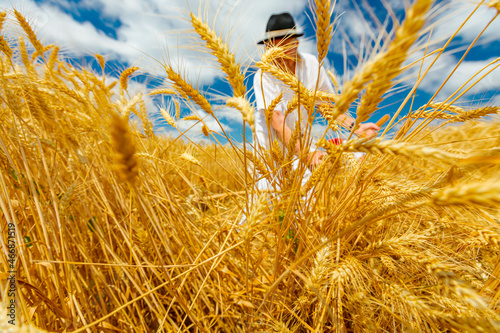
[2,0,499,145]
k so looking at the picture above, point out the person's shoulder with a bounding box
[299,52,319,65]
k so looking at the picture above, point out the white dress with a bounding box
[252,52,335,193]
[253,52,335,152]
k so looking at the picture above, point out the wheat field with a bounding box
[1,1,500,332]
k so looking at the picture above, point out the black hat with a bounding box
[257,12,304,45]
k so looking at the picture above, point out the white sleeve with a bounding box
[254,71,287,113]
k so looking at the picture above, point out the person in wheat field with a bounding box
[251,12,379,196]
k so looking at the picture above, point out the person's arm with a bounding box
[270,110,324,167]
[335,114,379,138]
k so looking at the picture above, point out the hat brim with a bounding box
[257,31,304,45]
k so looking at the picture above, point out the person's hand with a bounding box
[307,151,325,168]
[355,122,380,139]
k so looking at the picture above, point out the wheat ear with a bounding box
[165,66,212,115]
[180,152,201,166]
[0,12,11,59]
[245,151,268,177]
[270,139,284,165]
[13,9,45,58]
[160,108,177,129]
[19,37,35,76]
[190,14,245,98]
[0,11,5,29]
[301,156,331,195]
[120,66,139,92]
[413,105,499,122]
[315,0,335,64]
[149,88,177,96]
[110,112,139,184]
[46,46,59,73]
[201,125,210,137]
[429,102,466,113]
[265,92,284,130]
[327,70,339,93]
[174,100,180,120]
[226,96,254,130]
[487,0,500,12]
[285,122,301,163]
[445,106,499,123]
[319,138,463,163]
[431,182,500,206]
[138,96,154,139]
[95,54,105,73]
[43,80,86,104]
[182,114,201,121]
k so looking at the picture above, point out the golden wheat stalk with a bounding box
[95,54,105,72]
[46,46,59,73]
[226,96,255,129]
[149,88,177,96]
[174,99,180,120]
[14,9,45,58]
[0,11,5,30]
[308,238,332,294]
[411,104,498,122]
[445,106,499,123]
[19,36,35,75]
[409,108,459,120]
[315,0,335,64]
[487,0,500,12]
[190,14,246,98]
[429,102,466,113]
[327,70,339,94]
[285,122,301,163]
[180,152,201,166]
[165,65,213,115]
[270,139,284,165]
[301,156,331,195]
[42,79,86,104]
[256,48,308,98]
[0,35,12,59]
[431,182,500,206]
[120,66,139,92]
[110,112,139,183]
[182,114,201,121]
[138,96,154,138]
[265,92,284,129]
[160,108,177,129]
[319,137,463,162]
[245,152,268,178]
[0,12,11,59]
[202,124,210,137]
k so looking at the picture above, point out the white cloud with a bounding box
[2,0,498,140]
[1,0,309,84]
[431,1,500,47]
[403,48,500,104]
[214,106,244,124]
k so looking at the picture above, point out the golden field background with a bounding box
[1,1,500,332]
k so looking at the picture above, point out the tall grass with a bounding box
[0,2,499,332]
